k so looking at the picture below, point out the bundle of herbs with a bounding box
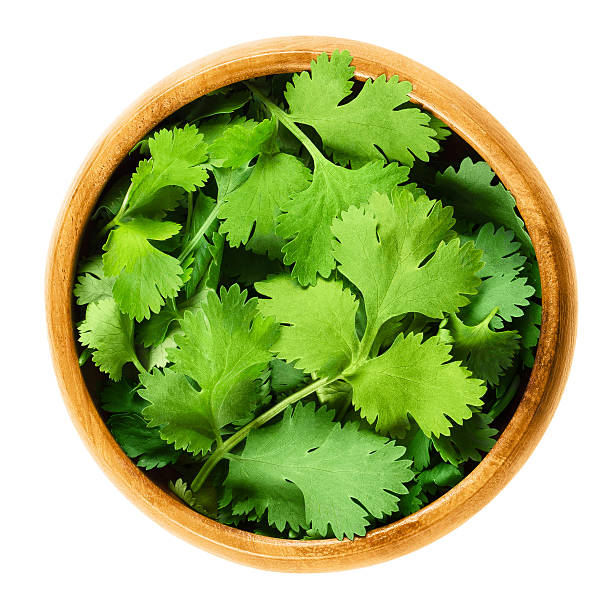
[74,51,541,540]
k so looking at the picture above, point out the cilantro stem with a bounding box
[98,184,133,239]
[132,355,147,376]
[246,82,325,163]
[191,377,333,492]
[177,201,221,264]
[488,372,521,421]
[183,192,194,249]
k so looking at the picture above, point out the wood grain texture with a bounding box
[45,37,577,572]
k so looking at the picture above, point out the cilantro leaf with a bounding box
[446,310,520,385]
[418,463,463,491]
[332,189,483,337]
[432,412,497,466]
[348,332,485,437]
[78,297,138,381]
[219,152,310,258]
[256,275,359,377]
[224,402,413,539]
[269,359,307,396]
[128,125,209,216]
[100,380,144,414]
[433,158,532,253]
[208,119,274,168]
[461,273,535,328]
[183,193,224,300]
[466,222,526,278]
[169,479,217,516]
[515,299,542,366]
[107,413,181,469]
[285,51,439,167]
[400,426,432,471]
[138,285,278,454]
[278,158,409,285]
[103,217,185,321]
[73,257,115,305]
[397,483,426,515]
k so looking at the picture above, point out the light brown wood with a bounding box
[45,37,577,572]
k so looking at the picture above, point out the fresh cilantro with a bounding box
[73,51,542,541]
[223,402,413,540]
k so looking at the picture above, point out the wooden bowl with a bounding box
[46,36,577,572]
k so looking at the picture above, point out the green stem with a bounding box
[132,355,147,376]
[246,82,324,163]
[178,201,221,264]
[488,373,521,421]
[97,184,133,240]
[183,192,194,249]
[191,377,332,492]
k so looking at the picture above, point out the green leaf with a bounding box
[460,274,535,328]
[222,245,284,286]
[103,217,185,321]
[101,380,144,414]
[208,119,274,168]
[515,299,542,367]
[286,51,439,167]
[446,310,520,385]
[78,297,137,381]
[180,88,250,123]
[466,222,526,279]
[107,413,181,469]
[138,285,278,454]
[128,124,209,216]
[269,359,307,396]
[73,257,115,305]
[332,189,483,337]
[397,483,426,515]
[433,158,532,253]
[418,463,463,490]
[256,275,359,378]
[219,152,310,258]
[348,333,486,438]
[433,412,497,466]
[224,402,413,539]
[184,194,224,299]
[399,426,432,471]
[169,478,217,516]
[278,158,409,285]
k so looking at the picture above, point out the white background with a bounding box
[2,1,609,610]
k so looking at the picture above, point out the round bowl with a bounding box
[46,36,577,572]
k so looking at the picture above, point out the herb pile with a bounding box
[74,51,541,540]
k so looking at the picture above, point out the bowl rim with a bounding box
[46,36,577,572]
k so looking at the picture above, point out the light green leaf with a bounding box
[224,402,413,539]
[103,217,184,321]
[208,119,274,168]
[78,297,137,381]
[332,189,483,337]
[139,285,278,454]
[348,332,486,438]
[286,51,439,167]
[256,275,359,378]
[219,152,310,258]
[73,257,115,305]
[278,158,409,285]
[128,124,209,216]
